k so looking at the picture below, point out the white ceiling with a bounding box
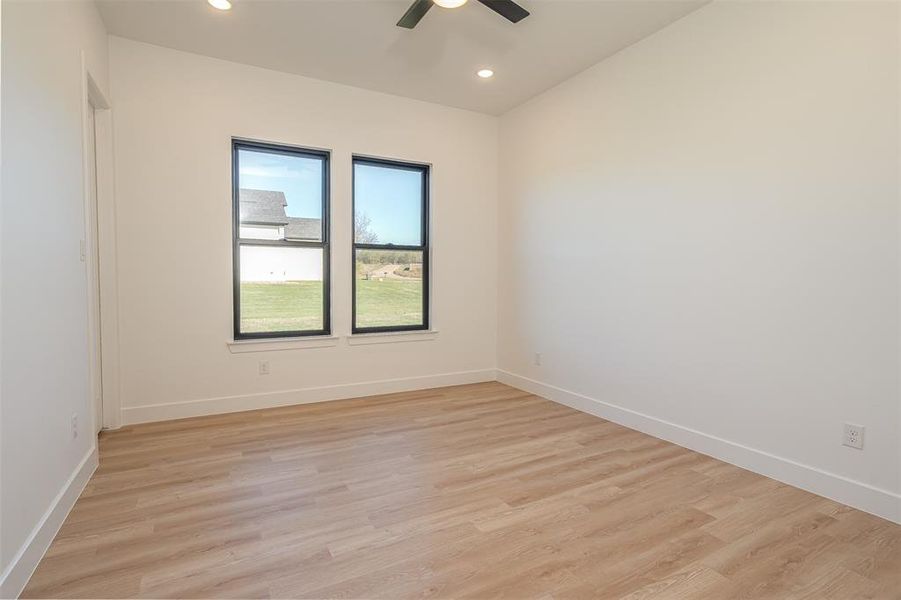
[97,0,706,115]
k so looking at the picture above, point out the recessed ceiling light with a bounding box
[477,69,494,79]
[434,0,468,8]
[207,0,232,10]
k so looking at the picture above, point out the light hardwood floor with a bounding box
[23,382,901,599]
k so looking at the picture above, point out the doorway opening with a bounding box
[83,69,118,433]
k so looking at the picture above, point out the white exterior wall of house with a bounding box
[240,246,323,282]
[240,224,284,240]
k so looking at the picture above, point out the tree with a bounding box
[354,212,379,244]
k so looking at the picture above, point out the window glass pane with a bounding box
[354,163,423,246]
[238,148,323,242]
[240,245,324,333]
[355,249,423,329]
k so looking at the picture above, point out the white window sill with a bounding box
[346,329,439,346]
[227,335,341,353]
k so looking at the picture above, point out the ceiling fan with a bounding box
[397,0,530,29]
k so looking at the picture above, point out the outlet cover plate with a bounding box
[843,423,864,450]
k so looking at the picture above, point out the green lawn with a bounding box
[240,279,423,333]
[355,277,423,328]
[240,281,323,333]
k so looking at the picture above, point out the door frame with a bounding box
[81,56,121,432]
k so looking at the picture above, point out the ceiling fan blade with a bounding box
[397,0,434,29]
[476,0,530,23]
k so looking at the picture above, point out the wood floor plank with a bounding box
[21,382,901,599]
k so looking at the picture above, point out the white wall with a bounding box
[109,37,498,423]
[0,0,109,594]
[498,1,900,521]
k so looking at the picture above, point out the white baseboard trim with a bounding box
[496,369,901,525]
[122,369,497,425]
[0,445,99,599]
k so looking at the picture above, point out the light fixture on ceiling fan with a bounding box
[397,0,530,29]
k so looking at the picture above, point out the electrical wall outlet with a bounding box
[71,413,79,439]
[534,352,542,366]
[258,360,270,375]
[843,423,864,450]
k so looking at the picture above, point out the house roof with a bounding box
[239,189,289,225]
[239,188,321,241]
[285,217,321,241]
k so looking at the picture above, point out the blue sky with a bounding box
[239,149,322,219]
[239,150,422,245]
[354,163,422,246]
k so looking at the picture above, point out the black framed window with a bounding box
[233,139,330,339]
[352,156,429,333]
